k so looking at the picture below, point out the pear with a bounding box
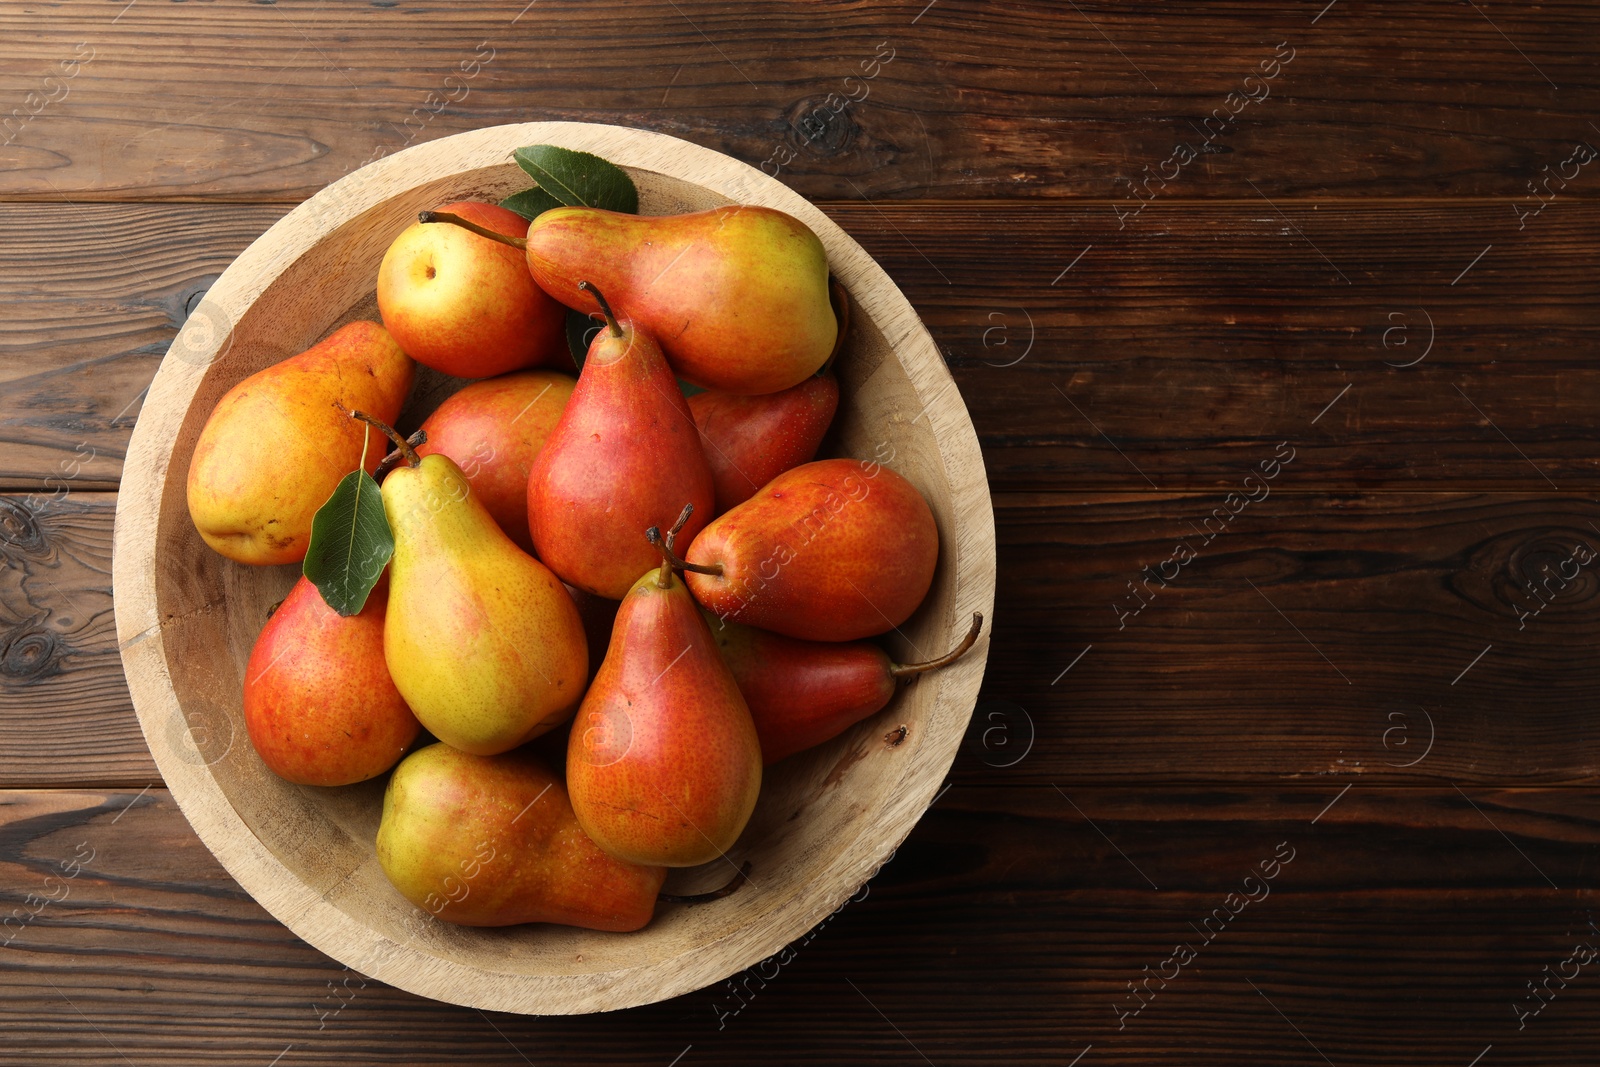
[707,611,983,764]
[376,743,666,930]
[377,200,568,378]
[419,205,835,394]
[376,429,588,756]
[416,370,575,553]
[526,283,714,600]
[689,370,838,514]
[187,321,413,565]
[684,458,939,642]
[567,512,761,867]
[243,575,421,786]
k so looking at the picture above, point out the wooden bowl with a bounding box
[112,122,995,1014]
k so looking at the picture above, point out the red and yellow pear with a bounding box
[187,321,413,565]
[567,511,761,867]
[243,575,421,786]
[372,419,588,755]
[416,370,575,553]
[377,201,567,378]
[685,458,939,642]
[376,744,666,930]
[526,283,714,600]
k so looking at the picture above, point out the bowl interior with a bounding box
[127,128,989,1013]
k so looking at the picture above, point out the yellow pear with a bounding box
[186,321,414,565]
[381,447,588,755]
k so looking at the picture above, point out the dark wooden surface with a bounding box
[3,1,1599,1063]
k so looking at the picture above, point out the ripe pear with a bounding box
[523,205,835,394]
[707,611,983,764]
[416,370,575,553]
[377,201,568,378]
[689,370,839,514]
[243,575,421,786]
[187,321,413,565]
[568,519,761,867]
[380,441,588,755]
[376,744,666,930]
[526,284,714,600]
[685,458,940,641]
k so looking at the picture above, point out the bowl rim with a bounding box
[112,120,996,1014]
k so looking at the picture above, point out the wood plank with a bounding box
[0,203,288,490]
[4,201,1600,492]
[0,493,150,786]
[1,785,1595,1065]
[979,490,1600,786]
[10,491,1600,788]
[1,1,1599,202]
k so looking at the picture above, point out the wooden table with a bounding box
[3,2,1597,1063]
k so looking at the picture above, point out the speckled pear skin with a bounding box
[526,315,714,600]
[382,453,588,755]
[524,205,836,395]
[187,321,413,566]
[688,371,839,514]
[243,575,420,786]
[567,565,761,868]
[377,744,666,931]
[685,458,939,642]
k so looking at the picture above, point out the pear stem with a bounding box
[648,504,724,579]
[349,411,419,469]
[657,861,751,905]
[578,280,623,339]
[417,210,527,250]
[888,612,984,679]
[373,428,428,480]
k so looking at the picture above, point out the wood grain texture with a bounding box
[1,785,1595,1066]
[1,1,1598,202]
[0,492,150,786]
[4,200,1600,493]
[12,491,1600,788]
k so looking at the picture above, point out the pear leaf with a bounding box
[303,468,393,616]
[500,186,564,221]
[512,145,639,214]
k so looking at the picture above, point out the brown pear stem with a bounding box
[889,612,984,679]
[373,429,428,480]
[417,209,527,250]
[578,280,624,338]
[657,862,751,905]
[648,504,724,578]
[350,411,419,469]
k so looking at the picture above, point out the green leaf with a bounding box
[303,469,394,616]
[513,145,639,214]
[499,186,564,221]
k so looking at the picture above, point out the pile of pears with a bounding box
[186,194,981,934]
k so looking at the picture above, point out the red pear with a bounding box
[568,514,761,867]
[708,612,983,764]
[689,371,838,514]
[416,370,575,553]
[684,458,939,641]
[243,575,421,786]
[526,283,714,600]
